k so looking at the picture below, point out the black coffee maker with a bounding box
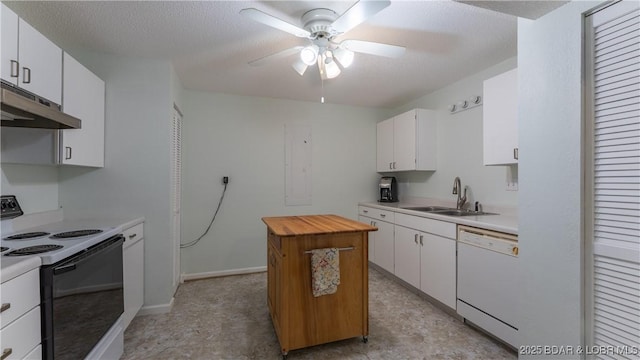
[379,177,398,202]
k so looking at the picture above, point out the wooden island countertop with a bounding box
[261,214,378,236]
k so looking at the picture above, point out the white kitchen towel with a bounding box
[310,247,340,297]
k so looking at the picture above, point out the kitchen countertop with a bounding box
[60,216,145,233]
[1,256,41,283]
[359,202,518,235]
[263,214,378,236]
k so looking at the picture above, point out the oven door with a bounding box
[41,235,124,360]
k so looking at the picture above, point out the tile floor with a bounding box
[122,268,517,359]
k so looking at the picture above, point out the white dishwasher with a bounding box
[457,225,519,348]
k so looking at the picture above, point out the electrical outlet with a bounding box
[223,176,229,184]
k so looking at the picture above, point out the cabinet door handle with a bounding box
[65,146,72,160]
[128,233,137,239]
[0,303,10,313]
[22,67,31,84]
[1,348,12,360]
[414,234,419,244]
[389,162,392,170]
[363,209,368,214]
[514,148,519,160]
[10,60,19,78]
[393,161,396,169]
[419,235,424,246]
[380,213,386,218]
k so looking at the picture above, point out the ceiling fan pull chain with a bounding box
[321,78,325,104]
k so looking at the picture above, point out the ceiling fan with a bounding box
[240,0,405,80]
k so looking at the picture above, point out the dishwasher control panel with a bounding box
[458,226,518,257]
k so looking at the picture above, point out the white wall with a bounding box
[0,164,59,213]
[180,91,383,275]
[390,57,518,209]
[58,51,175,309]
[518,1,603,355]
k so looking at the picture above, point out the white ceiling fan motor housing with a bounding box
[302,8,339,39]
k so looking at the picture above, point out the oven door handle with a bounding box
[53,263,77,275]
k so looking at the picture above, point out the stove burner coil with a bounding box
[4,244,63,256]
[50,229,103,239]
[4,231,51,240]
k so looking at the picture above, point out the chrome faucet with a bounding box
[452,177,467,210]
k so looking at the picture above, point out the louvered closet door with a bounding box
[171,107,182,288]
[586,2,640,357]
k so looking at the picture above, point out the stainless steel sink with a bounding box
[431,209,497,217]
[401,206,452,212]
[401,206,497,217]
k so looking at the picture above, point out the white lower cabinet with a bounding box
[393,213,457,310]
[0,307,41,360]
[358,215,395,274]
[373,220,395,274]
[358,206,395,274]
[358,206,457,310]
[358,215,376,262]
[0,267,42,360]
[420,233,456,309]
[123,222,144,330]
[393,225,421,288]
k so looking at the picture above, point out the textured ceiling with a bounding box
[3,1,557,108]
[457,0,568,20]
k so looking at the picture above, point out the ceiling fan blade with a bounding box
[249,46,304,67]
[331,0,391,34]
[240,8,310,38]
[340,40,405,58]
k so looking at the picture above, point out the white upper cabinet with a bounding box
[483,68,518,165]
[376,118,394,171]
[0,4,19,83]
[393,110,418,171]
[61,52,105,167]
[376,108,437,172]
[1,3,62,104]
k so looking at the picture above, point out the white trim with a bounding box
[137,297,174,316]
[181,266,267,282]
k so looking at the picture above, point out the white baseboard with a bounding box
[181,266,267,282]
[137,297,174,316]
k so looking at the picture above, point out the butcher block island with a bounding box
[261,215,378,358]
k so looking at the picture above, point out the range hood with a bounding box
[1,82,80,129]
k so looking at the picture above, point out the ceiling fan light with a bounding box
[300,45,318,66]
[324,59,341,79]
[292,59,308,76]
[334,48,354,68]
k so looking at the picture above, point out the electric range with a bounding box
[1,220,120,265]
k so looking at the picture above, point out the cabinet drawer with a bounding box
[0,306,41,360]
[394,213,456,239]
[358,206,394,222]
[0,268,39,329]
[22,344,41,360]
[123,223,144,248]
